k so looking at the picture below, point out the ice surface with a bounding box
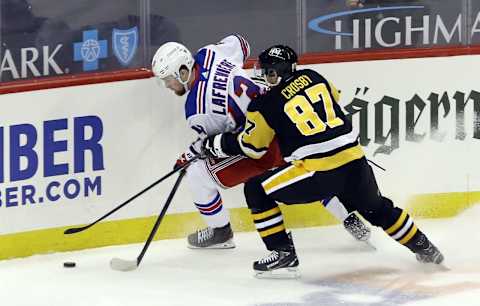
[1,206,480,306]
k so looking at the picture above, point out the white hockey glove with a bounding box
[174,139,202,170]
[202,134,229,159]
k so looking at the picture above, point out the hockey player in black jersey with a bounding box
[256,45,372,245]
[201,45,444,278]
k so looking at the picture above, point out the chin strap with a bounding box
[176,66,193,92]
[265,76,282,87]
[180,70,192,91]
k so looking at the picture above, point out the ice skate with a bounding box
[411,233,444,265]
[343,212,375,249]
[187,223,235,249]
[253,233,300,279]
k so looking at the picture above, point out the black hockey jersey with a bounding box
[236,69,364,171]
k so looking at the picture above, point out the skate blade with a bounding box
[187,239,235,249]
[419,261,450,272]
[433,262,450,272]
[420,257,450,272]
[416,254,449,272]
[437,263,450,271]
[254,267,300,279]
[362,240,377,251]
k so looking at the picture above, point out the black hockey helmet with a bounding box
[258,45,298,85]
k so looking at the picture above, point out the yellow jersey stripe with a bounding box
[259,224,286,238]
[238,143,267,159]
[293,144,364,172]
[386,211,408,234]
[252,207,281,221]
[262,165,311,195]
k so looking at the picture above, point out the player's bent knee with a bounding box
[185,160,215,187]
[358,196,398,228]
[244,178,273,211]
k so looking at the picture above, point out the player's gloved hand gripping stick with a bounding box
[64,155,200,235]
[174,138,204,170]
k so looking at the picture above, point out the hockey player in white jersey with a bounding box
[151,35,371,249]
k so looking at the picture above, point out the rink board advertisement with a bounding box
[311,55,480,213]
[1,54,480,259]
[0,78,203,231]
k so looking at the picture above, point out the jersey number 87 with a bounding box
[284,83,344,136]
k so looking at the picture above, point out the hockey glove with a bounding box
[202,134,230,159]
[174,139,202,170]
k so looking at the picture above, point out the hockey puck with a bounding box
[63,261,76,268]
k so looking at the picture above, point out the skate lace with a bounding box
[197,227,214,243]
[258,251,280,264]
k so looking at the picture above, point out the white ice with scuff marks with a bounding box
[1,206,480,306]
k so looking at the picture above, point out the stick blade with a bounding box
[64,227,86,235]
[110,257,138,271]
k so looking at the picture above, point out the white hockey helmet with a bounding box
[151,42,194,85]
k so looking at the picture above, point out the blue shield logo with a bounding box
[112,27,138,66]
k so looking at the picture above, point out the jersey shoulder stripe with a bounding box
[195,48,216,71]
[185,81,201,119]
[185,76,208,119]
[233,34,250,62]
[186,49,217,119]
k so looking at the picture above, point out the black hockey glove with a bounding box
[202,134,230,159]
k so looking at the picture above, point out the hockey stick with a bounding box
[110,169,186,271]
[367,158,386,171]
[64,156,199,235]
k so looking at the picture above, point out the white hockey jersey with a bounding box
[185,35,266,138]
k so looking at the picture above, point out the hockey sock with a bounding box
[322,196,349,221]
[251,206,289,251]
[194,192,230,228]
[384,210,418,246]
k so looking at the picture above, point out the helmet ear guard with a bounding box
[151,42,194,86]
